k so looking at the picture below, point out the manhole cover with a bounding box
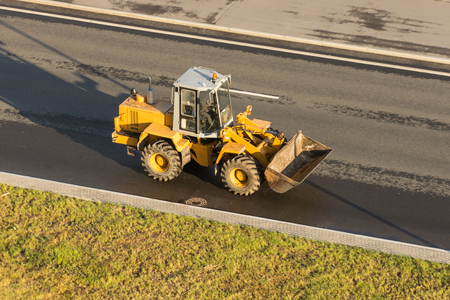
[185,198,207,207]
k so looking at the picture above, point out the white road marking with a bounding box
[229,89,279,99]
[12,0,450,66]
[1,5,450,78]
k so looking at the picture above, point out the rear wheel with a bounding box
[141,140,182,181]
[221,156,262,196]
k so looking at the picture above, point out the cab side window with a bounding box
[181,89,195,116]
[180,89,196,132]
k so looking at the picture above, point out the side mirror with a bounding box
[246,105,252,116]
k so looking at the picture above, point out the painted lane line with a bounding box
[2,6,450,78]
[229,89,279,99]
[0,171,449,264]
[13,0,450,66]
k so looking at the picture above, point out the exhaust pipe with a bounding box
[147,76,156,104]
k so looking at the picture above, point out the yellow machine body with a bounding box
[112,93,216,167]
[216,107,285,170]
[114,96,173,135]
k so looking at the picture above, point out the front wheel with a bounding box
[220,156,262,196]
[141,140,182,181]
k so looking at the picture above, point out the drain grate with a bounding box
[185,198,207,207]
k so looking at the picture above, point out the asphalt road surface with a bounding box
[0,8,449,249]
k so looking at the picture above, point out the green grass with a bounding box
[0,184,449,299]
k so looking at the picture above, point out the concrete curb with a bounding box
[14,0,450,65]
[1,171,449,264]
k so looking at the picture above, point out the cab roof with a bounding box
[173,67,228,91]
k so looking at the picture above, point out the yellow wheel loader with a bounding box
[112,67,332,196]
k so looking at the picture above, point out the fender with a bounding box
[138,123,191,166]
[215,142,246,165]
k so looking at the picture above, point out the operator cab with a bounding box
[172,67,233,139]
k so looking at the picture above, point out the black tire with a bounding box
[220,156,262,196]
[141,140,182,181]
[254,158,265,183]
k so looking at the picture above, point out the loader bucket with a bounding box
[265,131,332,193]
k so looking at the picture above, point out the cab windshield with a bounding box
[198,79,232,134]
[198,91,220,133]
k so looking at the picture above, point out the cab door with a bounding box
[179,89,197,133]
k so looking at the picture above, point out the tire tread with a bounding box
[141,139,182,181]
